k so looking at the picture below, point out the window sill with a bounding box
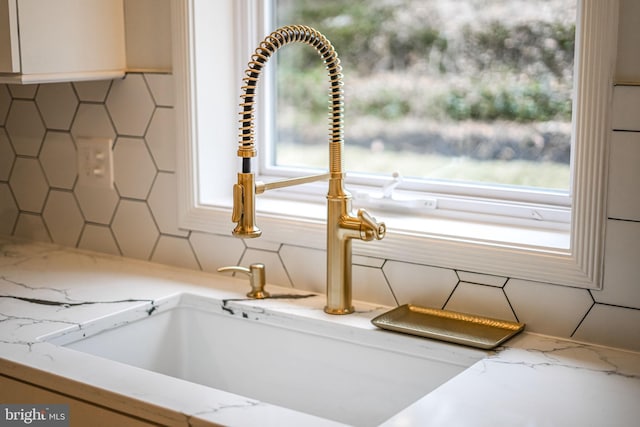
[251,194,570,250]
[188,194,579,287]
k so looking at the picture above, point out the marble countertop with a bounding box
[1,237,639,426]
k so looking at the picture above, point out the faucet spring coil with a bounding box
[238,25,345,170]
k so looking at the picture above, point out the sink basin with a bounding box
[45,293,484,426]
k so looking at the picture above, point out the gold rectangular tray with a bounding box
[371,304,525,350]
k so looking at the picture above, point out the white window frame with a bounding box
[259,0,573,229]
[173,0,618,289]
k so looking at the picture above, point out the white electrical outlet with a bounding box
[76,137,114,189]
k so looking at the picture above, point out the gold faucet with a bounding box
[231,25,386,314]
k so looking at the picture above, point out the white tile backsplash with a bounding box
[607,131,640,220]
[0,131,14,181]
[279,245,326,294]
[106,74,155,136]
[597,219,640,309]
[0,74,639,352]
[74,183,119,224]
[71,104,116,140]
[0,85,10,125]
[144,73,175,107]
[145,107,176,172]
[78,223,120,256]
[42,189,84,247]
[151,235,200,270]
[352,263,396,306]
[190,231,245,273]
[7,84,37,99]
[5,100,45,156]
[111,199,159,260]
[573,304,640,351]
[504,278,594,336]
[457,270,508,287]
[243,238,282,252]
[444,282,517,322]
[40,131,77,189]
[35,83,78,131]
[113,137,157,199]
[9,158,48,213]
[353,254,385,268]
[13,213,50,242]
[73,80,111,103]
[616,0,640,82]
[239,248,292,288]
[612,85,640,131]
[0,183,17,235]
[147,171,188,237]
[382,260,458,309]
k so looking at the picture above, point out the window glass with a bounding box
[272,0,576,192]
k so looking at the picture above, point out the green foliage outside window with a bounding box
[272,0,576,189]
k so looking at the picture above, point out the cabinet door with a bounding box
[124,0,172,72]
[0,0,20,73]
[17,0,126,75]
[0,375,157,427]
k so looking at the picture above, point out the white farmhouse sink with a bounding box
[46,293,484,426]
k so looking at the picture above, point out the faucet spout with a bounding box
[232,25,386,314]
[236,25,344,171]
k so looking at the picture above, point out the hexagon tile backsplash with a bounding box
[0,74,639,352]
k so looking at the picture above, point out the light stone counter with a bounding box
[1,237,639,426]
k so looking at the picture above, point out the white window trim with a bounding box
[173,0,618,289]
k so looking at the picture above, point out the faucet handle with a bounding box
[231,184,244,223]
[217,263,270,299]
[357,208,386,240]
[232,173,262,238]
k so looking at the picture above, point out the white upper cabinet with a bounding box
[0,0,126,84]
[123,0,172,73]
